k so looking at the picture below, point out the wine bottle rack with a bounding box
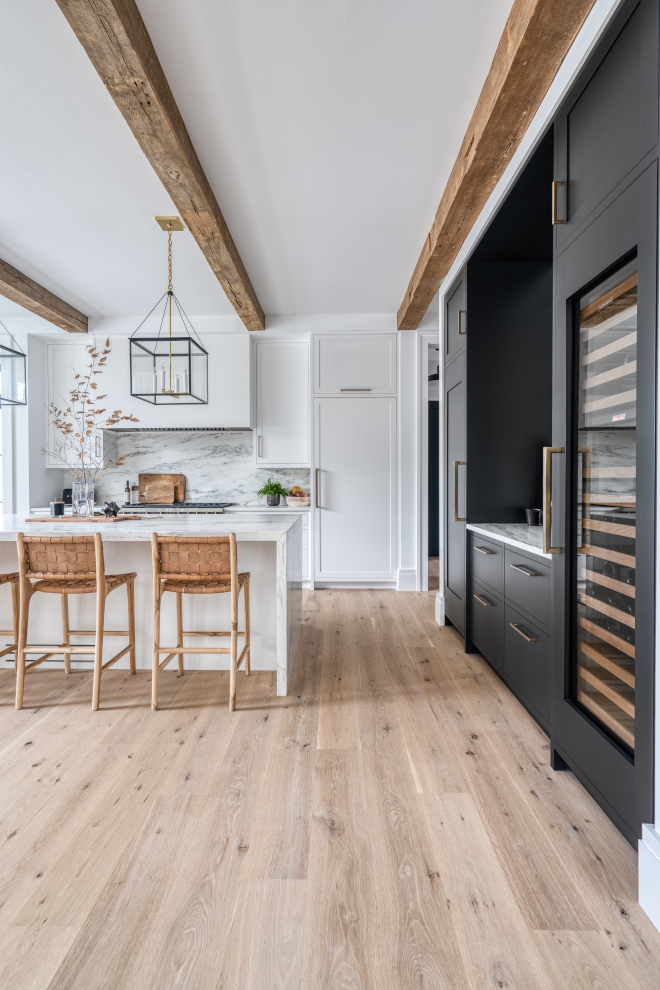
[575,268,637,751]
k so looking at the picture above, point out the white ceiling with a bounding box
[0,0,513,324]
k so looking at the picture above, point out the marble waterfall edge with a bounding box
[66,431,311,505]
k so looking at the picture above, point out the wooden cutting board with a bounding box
[138,473,185,503]
[145,481,175,504]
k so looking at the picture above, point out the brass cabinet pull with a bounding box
[510,563,537,577]
[552,180,566,224]
[257,435,263,458]
[474,546,494,555]
[510,622,536,643]
[315,468,320,509]
[340,388,372,391]
[473,594,493,607]
[543,446,563,554]
[453,460,466,523]
[458,310,467,335]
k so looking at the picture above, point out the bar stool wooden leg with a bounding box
[152,580,161,711]
[15,584,30,710]
[176,592,184,676]
[92,589,105,712]
[244,579,250,676]
[61,594,71,674]
[229,576,238,712]
[11,579,19,669]
[127,579,136,675]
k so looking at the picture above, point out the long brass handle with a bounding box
[315,468,320,509]
[474,546,494,555]
[543,446,563,554]
[510,622,536,643]
[552,180,566,225]
[458,310,467,335]
[453,460,466,523]
[340,388,372,391]
[257,435,262,458]
[510,563,537,577]
[474,594,493,607]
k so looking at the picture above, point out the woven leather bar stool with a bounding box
[0,571,19,665]
[151,533,250,711]
[15,533,137,711]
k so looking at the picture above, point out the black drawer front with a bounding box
[504,549,551,628]
[504,605,551,727]
[471,579,504,672]
[470,535,503,594]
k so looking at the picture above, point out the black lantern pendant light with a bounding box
[0,322,27,406]
[129,217,208,405]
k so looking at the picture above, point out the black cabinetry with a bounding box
[467,530,553,733]
[551,0,658,844]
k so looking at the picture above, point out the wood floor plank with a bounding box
[0,924,79,990]
[352,605,466,988]
[246,880,307,990]
[300,750,375,990]
[47,794,205,990]
[242,634,319,879]
[317,591,360,750]
[533,929,660,990]
[422,792,554,990]
[126,705,282,990]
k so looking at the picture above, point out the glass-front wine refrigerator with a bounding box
[552,167,656,845]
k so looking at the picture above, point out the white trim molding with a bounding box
[434,594,445,627]
[639,825,660,932]
[396,568,418,591]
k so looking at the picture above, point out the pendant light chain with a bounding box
[167,222,173,292]
[167,221,174,394]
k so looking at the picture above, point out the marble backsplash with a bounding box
[68,431,310,506]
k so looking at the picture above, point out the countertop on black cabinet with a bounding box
[466,523,553,560]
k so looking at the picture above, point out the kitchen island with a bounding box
[0,514,303,697]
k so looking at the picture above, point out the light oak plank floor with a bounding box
[0,589,659,989]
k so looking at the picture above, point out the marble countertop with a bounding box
[466,523,553,559]
[1,514,299,542]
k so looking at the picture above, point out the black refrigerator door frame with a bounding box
[552,164,657,845]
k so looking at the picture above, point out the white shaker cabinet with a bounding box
[255,340,309,466]
[313,333,396,394]
[314,396,396,582]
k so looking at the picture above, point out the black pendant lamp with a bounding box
[0,322,27,405]
[129,217,208,405]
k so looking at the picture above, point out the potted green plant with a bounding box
[257,479,290,507]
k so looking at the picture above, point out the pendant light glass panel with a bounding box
[130,331,208,405]
[0,330,27,405]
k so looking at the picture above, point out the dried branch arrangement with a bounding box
[43,338,138,482]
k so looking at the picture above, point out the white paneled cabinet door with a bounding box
[255,340,309,465]
[313,334,396,394]
[314,396,396,582]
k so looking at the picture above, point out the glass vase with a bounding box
[72,481,95,517]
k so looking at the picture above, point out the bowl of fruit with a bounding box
[286,486,310,507]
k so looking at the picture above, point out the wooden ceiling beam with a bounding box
[55,0,265,331]
[397,0,597,330]
[0,257,88,333]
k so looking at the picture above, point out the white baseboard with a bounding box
[639,824,660,932]
[396,568,418,591]
[434,594,445,626]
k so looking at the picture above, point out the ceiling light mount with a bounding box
[155,216,185,231]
